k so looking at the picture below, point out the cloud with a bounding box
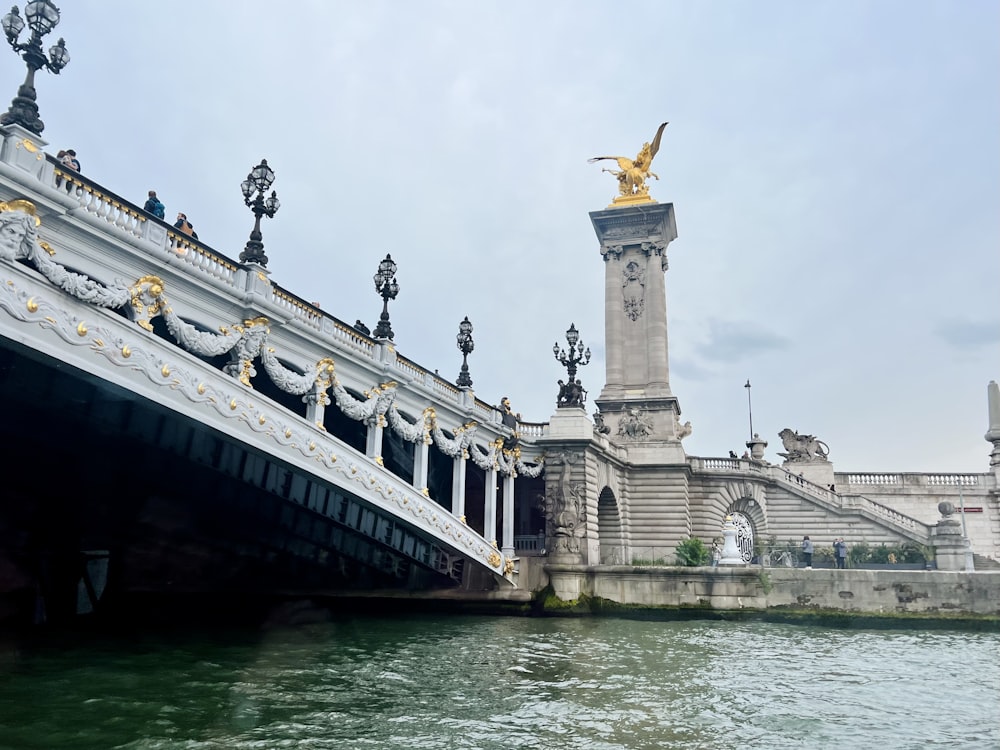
[935,320,1000,351]
[693,319,791,364]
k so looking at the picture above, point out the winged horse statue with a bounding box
[588,122,668,202]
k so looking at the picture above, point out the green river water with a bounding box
[0,613,996,749]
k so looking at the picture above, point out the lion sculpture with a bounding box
[777,428,830,462]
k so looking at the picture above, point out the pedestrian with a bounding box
[60,149,80,173]
[834,537,848,569]
[801,535,813,569]
[711,540,722,567]
[729,450,738,459]
[173,212,198,239]
[144,191,165,220]
[55,148,80,191]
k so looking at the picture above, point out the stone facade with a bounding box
[537,198,1000,578]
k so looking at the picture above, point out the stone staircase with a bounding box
[973,553,1000,570]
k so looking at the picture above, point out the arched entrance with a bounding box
[729,510,755,563]
[597,487,624,564]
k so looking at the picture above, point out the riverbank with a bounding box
[531,559,1000,620]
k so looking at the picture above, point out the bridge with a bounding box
[0,126,551,622]
[1,120,997,625]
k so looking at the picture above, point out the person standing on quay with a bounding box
[711,540,722,567]
[834,537,848,569]
[801,535,814,569]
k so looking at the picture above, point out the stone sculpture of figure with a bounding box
[593,411,611,434]
[588,122,668,199]
[499,396,520,451]
[543,452,585,556]
[776,428,830,462]
[674,415,693,440]
[557,379,587,407]
[618,407,653,440]
[0,201,40,262]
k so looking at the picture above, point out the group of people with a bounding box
[142,190,198,239]
[800,535,848,569]
[53,149,199,242]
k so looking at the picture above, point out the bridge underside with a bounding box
[0,338,471,626]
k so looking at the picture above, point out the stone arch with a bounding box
[714,479,767,534]
[714,481,768,563]
[597,486,625,565]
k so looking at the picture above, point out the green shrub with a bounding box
[815,546,835,563]
[676,537,710,566]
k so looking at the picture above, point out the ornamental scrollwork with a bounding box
[0,199,543,479]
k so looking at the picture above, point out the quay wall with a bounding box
[533,560,1000,617]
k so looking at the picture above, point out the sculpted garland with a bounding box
[0,200,542,478]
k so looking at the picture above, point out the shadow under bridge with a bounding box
[0,337,512,623]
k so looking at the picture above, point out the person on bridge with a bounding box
[144,191,165,219]
[801,536,814,569]
[174,212,198,239]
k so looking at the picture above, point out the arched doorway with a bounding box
[597,487,624,564]
[729,510,755,563]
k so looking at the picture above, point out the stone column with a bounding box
[451,455,466,521]
[985,380,1000,470]
[590,202,685,464]
[501,474,515,557]
[484,467,498,546]
[365,421,383,464]
[932,502,967,571]
[413,441,429,495]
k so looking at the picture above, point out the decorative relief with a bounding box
[622,260,645,321]
[0,271,513,578]
[617,407,653,440]
[0,199,542,479]
[600,243,624,261]
[641,240,669,271]
[543,452,585,555]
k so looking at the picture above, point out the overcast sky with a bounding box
[7,1,997,472]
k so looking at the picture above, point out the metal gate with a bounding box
[731,511,754,563]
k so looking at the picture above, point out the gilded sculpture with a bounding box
[589,122,668,204]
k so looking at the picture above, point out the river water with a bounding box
[0,613,996,749]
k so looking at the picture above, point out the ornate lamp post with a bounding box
[455,316,474,388]
[554,323,591,382]
[1,1,69,134]
[553,323,591,406]
[372,253,399,340]
[239,159,279,266]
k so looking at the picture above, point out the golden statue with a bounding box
[588,122,668,205]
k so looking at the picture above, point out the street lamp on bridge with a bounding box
[372,253,399,340]
[0,1,69,135]
[553,323,591,406]
[455,316,474,388]
[239,159,280,266]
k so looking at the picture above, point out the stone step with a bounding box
[973,553,1000,570]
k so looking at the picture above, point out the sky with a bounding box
[4,0,997,473]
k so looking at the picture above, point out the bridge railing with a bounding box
[689,456,931,542]
[25,149,542,448]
